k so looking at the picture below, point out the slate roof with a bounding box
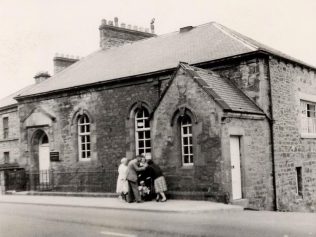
[15,21,315,98]
[0,84,34,110]
[180,63,263,114]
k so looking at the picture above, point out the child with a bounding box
[138,180,151,201]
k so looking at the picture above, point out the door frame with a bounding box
[229,135,243,200]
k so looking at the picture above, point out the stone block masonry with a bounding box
[269,57,316,212]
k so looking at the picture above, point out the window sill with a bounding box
[301,133,316,139]
[0,138,19,142]
[181,164,194,169]
[78,158,92,162]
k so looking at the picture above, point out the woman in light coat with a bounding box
[116,157,129,200]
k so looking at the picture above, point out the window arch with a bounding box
[135,107,151,156]
[180,115,193,166]
[78,114,91,160]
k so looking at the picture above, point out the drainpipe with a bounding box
[266,56,278,211]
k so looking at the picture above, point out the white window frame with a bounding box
[301,100,316,137]
[299,93,316,138]
[78,114,91,161]
[135,108,151,156]
[181,116,193,166]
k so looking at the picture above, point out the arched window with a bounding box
[180,115,193,165]
[135,107,151,156]
[78,114,91,160]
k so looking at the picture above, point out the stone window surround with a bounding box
[170,106,198,168]
[77,114,91,161]
[70,108,96,162]
[134,107,151,156]
[180,115,193,166]
[3,151,9,164]
[299,92,316,138]
[126,101,153,158]
[2,116,9,139]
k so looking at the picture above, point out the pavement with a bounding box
[0,192,243,213]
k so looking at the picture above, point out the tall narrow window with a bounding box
[135,108,151,156]
[181,115,193,165]
[4,152,9,164]
[296,167,303,196]
[78,114,91,160]
[3,117,8,139]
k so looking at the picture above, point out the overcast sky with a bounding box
[0,0,315,99]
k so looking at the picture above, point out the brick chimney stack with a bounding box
[99,17,156,50]
[53,54,79,74]
[34,71,50,84]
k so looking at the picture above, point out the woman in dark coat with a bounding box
[147,160,167,202]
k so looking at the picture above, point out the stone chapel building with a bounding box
[0,18,315,212]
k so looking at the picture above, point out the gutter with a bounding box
[266,56,278,211]
[0,104,18,113]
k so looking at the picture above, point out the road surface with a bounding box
[0,203,315,237]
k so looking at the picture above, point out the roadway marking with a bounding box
[100,231,137,237]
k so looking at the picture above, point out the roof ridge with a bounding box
[212,22,258,51]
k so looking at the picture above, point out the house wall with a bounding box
[221,115,274,210]
[0,107,20,164]
[18,80,160,191]
[152,67,274,209]
[269,58,316,212]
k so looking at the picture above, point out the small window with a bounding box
[296,167,303,197]
[135,108,151,156]
[180,115,193,166]
[301,100,316,134]
[3,117,8,139]
[78,114,91,160]
[4,152,9,164]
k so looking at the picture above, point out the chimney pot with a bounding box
[180,26,194,33]
[114,17,118,27]
[99,18,156,50]
[150,18,155,33]
[101,19,107,25]
[34,71,51,84]
[53,54,79,74]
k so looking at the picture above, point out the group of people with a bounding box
[116,155,167,203]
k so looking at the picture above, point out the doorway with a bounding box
[230,136,242,200]
[38,133,50,184]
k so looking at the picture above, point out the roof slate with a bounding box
[0,84,34,110]
[16,21,315,98]
[181,63,263,114]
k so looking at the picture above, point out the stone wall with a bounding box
[18,79,160,177]
[210,57,271,116]
[0,107,20,164]
[269,57,316,212]
[221,115,274,210]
